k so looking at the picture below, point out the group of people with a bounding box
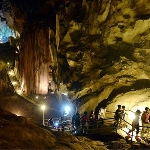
[71,111,88,134]
[113,104,150,141]
[113,105,126,129]
[72,107,106,134]
[126,106,150,141]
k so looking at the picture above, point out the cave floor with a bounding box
[84,131,150,150]
[72,120,150,150]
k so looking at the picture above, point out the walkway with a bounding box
[6,67,150,146]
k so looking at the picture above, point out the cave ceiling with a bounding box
[0,0,150,117]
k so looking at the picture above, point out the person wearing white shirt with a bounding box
[99,106,106,124]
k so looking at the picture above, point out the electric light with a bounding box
[65,105,70,112]
[128,111,135,120]
[41,105,46,110]
[54,122,58,127]
[62,92,68,96]
[41,105,46,126]
[36,96,38,99]
[63,105,71,117]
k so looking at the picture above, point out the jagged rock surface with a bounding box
[0,108,109,149]
[1,0,150,125]
[56,0,150,115]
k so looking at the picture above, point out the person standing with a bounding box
[72,111,81,133]
[121,106,126,120]
[120,105,127,127]
[113,105,122,130]
[141,107,150,138]
[89,110,95,125]
[72,112,76,131]
[48,118,53,127]
[81,111,88,134]
[99,106,106,124]
[126,110,141,141]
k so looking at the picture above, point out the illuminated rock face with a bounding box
[19,24,55,95]
[56,0,150,115]
[4,0,150,116]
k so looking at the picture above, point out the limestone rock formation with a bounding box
[0,108,109,149]
[1,0,150,119]
[56,0,150,115]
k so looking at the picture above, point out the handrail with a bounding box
[44,110,150,144]
[119,117,150,144]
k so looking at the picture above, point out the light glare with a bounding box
[41,105,46,110]
[128,111,135,120]
[65,106,70,112]
[62,92,68,96]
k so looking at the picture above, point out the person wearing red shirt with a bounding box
[141,107,150,138]
[81,111,88,134]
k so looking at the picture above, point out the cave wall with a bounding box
[3,0,150,116]
[56,0,150,114]
[2,0,60,96]
[19,23,54,95]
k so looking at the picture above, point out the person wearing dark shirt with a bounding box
[72,112,81,133]
[126,110,141,141]
[113,105,122,130]
[89,110,95,125]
